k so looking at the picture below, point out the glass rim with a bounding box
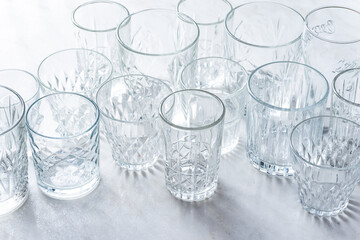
[96,74,172,124]
[333,68,360,107]
[290,115,360,171]
[26,92,100,140]
[180,56,248,98]
[225,1,304,48]
[0,69,40,104]
[72,0,130,33]
[248,61,329,112]
[305,6,360,44]
[116,8,200,57]
[37,48,113,95]
[0,85,25,136]
[176,0,233,26]
[159,89,225,131]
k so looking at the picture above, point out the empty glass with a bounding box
[180,57,247,154]
[116,9,199,89]
[225,2,304,73]
[177,0,232,57]
[332,68,360,123]
[38,48,113,99]
[72,0,129,75]
[0,86,28,215]
[26,93,100,200]
[247,61,329,176]
[290,116,360,216]
[303,7,360,95]
[159,89,225,201]
[96,75,172,170]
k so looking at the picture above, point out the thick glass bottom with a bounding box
[0,189,28,216]
[166,182,217,202]
[248,152,294,177]
[38,176,100,200]
[114,157,158,171]
[301,199,348,217]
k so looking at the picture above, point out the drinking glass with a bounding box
[180,57,247,154]
[38,48,112,99]
[225,2,304,73]
[290,116,360,217]
[332,68,360,123]
[177,0,232,57]
[116,9,199,89]
[302,7,360,94]
[247,61,329,176]
[26,93,100,200]
[72,0,129,75]
[0,69,39,107]
[0,86,28,215]
[96,75,172,170]
[159,89,225,201]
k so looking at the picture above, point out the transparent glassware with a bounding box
[224,2,304,73]
[247,61,329,176]
[180,57,247,154]
[0,86,28,215]
[332,68,360,123]
[38,48,113,99]
[96,75,172,170]
[177,0,232,57]
[116,9,199,89]
[26,93,100,200]
[72,0,129,75]
[290,116,360,217]
[159,89,225,201]
[302,7,360,98]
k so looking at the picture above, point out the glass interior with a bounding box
[0,86,24,135]
[333,68,360,105]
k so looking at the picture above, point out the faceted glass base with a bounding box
[0,190,28,216]
[38,176,100,200]
[249,153,294,177]
[166,182,217,202]
[114,156,158,171]
[301,199,349,217]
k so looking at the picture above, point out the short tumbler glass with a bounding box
[159,89,225,201]
[26,93,100,200]
[38,48,113,99]
[177,0,232,57]
[290,116,360,217]
[72,0,129,75]
[0,86,28,215]
[247,61,329,176]
[225,2,304,73]
[117,9,199,89]
[180,57,247,154]
[332,68,360,123]
[96,75,172,170]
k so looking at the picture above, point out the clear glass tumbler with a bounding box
[38,48,113,99]
[225,2,304,73]
[302,7,360,94]
[116,9,199,89]
[96,75,172,170]
[332,68,360,123]
[26,93,100,200]
[177,0,232,57]
[290,116,360,217]
[247,61,329,176]
[72,0,129,75]
[180,57,247,154]
[159,89,225,201]
[0,86,28,215]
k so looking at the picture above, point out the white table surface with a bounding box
[0,0,360,239]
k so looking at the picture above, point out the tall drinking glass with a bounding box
[180,57,247,153]
[0,86,28,215]
[26,93,100,200]
[177,0,232,57]
[116,9,199,89]
[72,0,129,75]
[159,89,225,201]
[247,61,329,176]
[225,2,304,73]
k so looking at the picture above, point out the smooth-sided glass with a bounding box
[159,89,225,201]
[247,61,329,176]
